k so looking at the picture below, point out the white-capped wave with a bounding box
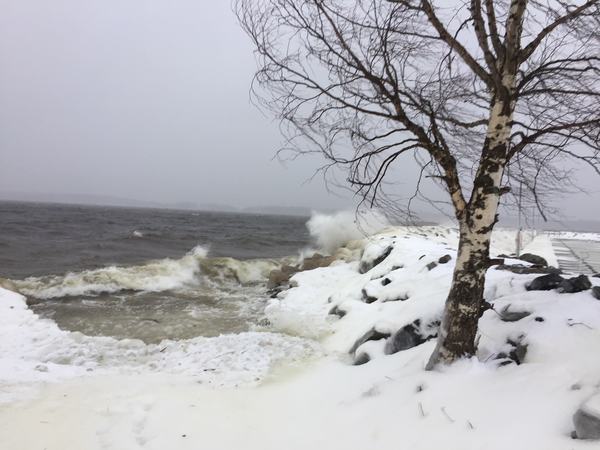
[10,246,288,299]
[12,246,210,299]
[132,230,144,238]
[306,210,390,254]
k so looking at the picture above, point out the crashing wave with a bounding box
[306,209,390,254]
[10,246,286,299]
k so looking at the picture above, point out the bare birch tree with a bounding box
[235,0,600,368]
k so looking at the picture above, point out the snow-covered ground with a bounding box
[1,225,600,449]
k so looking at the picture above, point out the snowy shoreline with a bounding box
[2,225,600,449]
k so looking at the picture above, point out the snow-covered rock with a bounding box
[574,394,600,439]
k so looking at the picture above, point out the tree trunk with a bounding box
[427,89,514,369]
[425,223,492,368]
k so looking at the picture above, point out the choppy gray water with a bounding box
[0,201,310,343]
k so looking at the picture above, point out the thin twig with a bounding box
[441,406,455,423]
[418,401,426,418]
[567,320,594,330]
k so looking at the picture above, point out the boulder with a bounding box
[361,288,378,304]
[498,253,516,259]
[508,339,528,364]
[495,264,561,275]
[381,277,392,286]
[353,353,371,366]
[526,273,564,291]
[359,245,393,274]
[499,305,531,322]
[496,336,528,365]
[349,328,391,355]
[518,253,548,267]
[426,261,438,271]
[266,255,336,290]
[328,305,347,318]
[438,254,452,264]
[384,319,437,355]
[267,286,285,298]
[559,275,592,294]
[266,264,298,289]
[592,286,600,300]
[573,394,600,440]
[300,253,335,271]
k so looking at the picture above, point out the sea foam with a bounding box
[9,245,284,300]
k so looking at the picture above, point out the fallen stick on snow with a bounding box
[441,406,455,423]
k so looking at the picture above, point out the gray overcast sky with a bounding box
[0,0,598,219]
[0,0,354,211]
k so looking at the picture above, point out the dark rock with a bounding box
[510,342,528,365]
[499,305,531,322]
[267,286,285,298]
[534,316,545,322]
[391,265,404,271]
[361,288,378,304]
[267,255,337,290]
[495,336,528,365]
[495,264,561,275]
[384,319,438,355]
[418,255,426,260]
[426,261,438,271]
[267,264,299,289]
[526,273,564,291]
[494,351,514,366]
[381,277,392,286]
[349,328,391,355]
[507,337,528,365]
[353,353,371,366]
[573,396,600,440]
[518,253,548,267]
[559,275,592,294]
[359,245,393,274]
[592,286,600,300]
[328,305,347,318]
[593,274,600,278]
[438,254,452,264]
[301,253,336,271]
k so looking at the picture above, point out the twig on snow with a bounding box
[418,402,426,418]
[441,406,455,423]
